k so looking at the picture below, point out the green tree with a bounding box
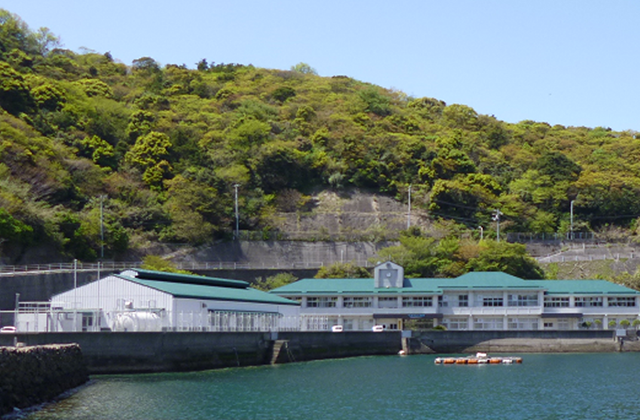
[162,173,223,243]
[465,240,544,279]
[253,272,298,291]
[359,86,391,116]
[141,255,192,274]
[533,151,582,182]
[315,262,370,279]
[272,86,296,102]
[0,62,33,115]
[290,62,317,75]
[125,131,173,189]
[80,135,116,168]
[0,208,33,248]
[376,232,442,278]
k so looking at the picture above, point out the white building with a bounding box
[270,261,640,331]
[16,269,299,332]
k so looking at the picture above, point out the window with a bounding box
[444,318,468,330]
[82,313,94,332]
[343,319,354,330]
[402,297,433,307]
[544,297,570,308]
[343,297,372,308]
[482,296,503,307]
[507,318,538,330]
[458,295,469,307]
[508,294,539,307]
[306,297,337,308]
[438,296,448,307]
[575,297,603,307]
[473,317,503,330]
[557,319,571,330]
[608,297,636,307]
[378,297,398,308]
[543,322,553,328]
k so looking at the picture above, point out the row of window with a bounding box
[544,296,636,308]
[301,296,637,308]
[306,297,434,308]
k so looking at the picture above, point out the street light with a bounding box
[479,226,484,241]
[234,184,240,240]
[492,209,502,243]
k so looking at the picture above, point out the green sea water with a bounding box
[23,353,640,420]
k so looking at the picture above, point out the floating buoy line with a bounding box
[435,353,522,365]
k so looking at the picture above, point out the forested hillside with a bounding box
[1,10,640,264]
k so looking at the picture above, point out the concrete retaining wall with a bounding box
[0,271,99,310]
[0,331,402,374]
[406,330,640,354]
[275,331,401,363]
[0,344,88,417]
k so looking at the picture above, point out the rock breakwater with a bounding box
[0,344,88,417]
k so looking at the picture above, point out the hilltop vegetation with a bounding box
[1,9,640,265]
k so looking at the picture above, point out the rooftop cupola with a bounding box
[374,261,404,288]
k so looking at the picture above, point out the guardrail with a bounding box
[537,253,637,263]
[0,259,375,276]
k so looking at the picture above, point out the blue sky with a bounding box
[4,1,639,131]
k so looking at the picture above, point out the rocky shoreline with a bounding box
[0,344,88,418]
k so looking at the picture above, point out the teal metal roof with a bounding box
[270,271,639,296]
[129,269,249,289]
[528,280,640,295]
[117,274,299,306]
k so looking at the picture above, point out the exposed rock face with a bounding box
[0,344,88,416]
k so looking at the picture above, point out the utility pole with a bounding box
[407,184,412,229]
[570,200,575,241]
[73,259,78,332]
[234,184,240,240]
[100,195,105,260]
[492,209,503,243]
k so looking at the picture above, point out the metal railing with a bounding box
[0,259,375,276]
[537,252,637,263]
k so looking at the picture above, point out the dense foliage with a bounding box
[2,9,640,263]
[376,230,545,279]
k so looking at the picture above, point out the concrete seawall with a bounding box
[0,332,402,374]
[0,344,88,417]
[406,330,640,354]
[0,330,637,379]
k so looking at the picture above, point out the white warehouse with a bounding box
[16,269,300,333]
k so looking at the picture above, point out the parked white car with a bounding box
[372,325,384,332]
[331,325,343,332]
[0,326,16,333]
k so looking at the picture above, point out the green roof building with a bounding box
[17,269,299,333]
[270,261,640,331]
